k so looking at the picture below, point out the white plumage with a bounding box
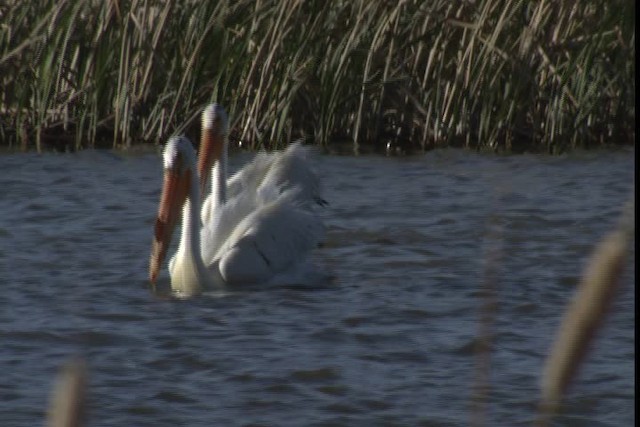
[207,188,325,285]
[199,104,325,226]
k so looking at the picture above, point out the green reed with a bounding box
[0,0,634,152]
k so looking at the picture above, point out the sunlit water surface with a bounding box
[0,147,634,426]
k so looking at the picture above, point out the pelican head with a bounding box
[149,136,196,284]
[198,103,229,196]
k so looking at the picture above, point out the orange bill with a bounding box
[149,168,191,283]
[198,110,225,198]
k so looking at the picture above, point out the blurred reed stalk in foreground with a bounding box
[536,197,635,426]
[46,357,87,427]
[471,213,503,427]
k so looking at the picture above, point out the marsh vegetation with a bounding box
[0,0,634,152]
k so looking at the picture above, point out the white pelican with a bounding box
[197,104,326,226]
[149,136,325,297]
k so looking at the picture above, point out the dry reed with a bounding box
[471,213,504,426]
[46,357,87,427]
[536,197,635,425]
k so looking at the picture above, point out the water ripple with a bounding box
[0,148,635,426]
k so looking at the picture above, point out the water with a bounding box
[0,147,634,426]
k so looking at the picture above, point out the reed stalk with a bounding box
[536,197,635,426]
[46,357,87,427]
[471,213,504,427]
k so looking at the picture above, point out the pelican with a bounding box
[149,136,325,297]
[197,104,325,226]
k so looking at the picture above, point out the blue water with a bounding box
[0,147,635,426]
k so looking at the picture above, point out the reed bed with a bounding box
[0,0,634,152]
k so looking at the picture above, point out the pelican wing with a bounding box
[212,190,325,285]
[203,142,324,220]
[256,141,325,208]
[200,151,273,225]
[226,151,274,199]
[200,189,257,265]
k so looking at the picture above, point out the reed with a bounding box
[536,197,635,426]
[0,0,634,152]
[471,214,504,426]
[46,357,87,427]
